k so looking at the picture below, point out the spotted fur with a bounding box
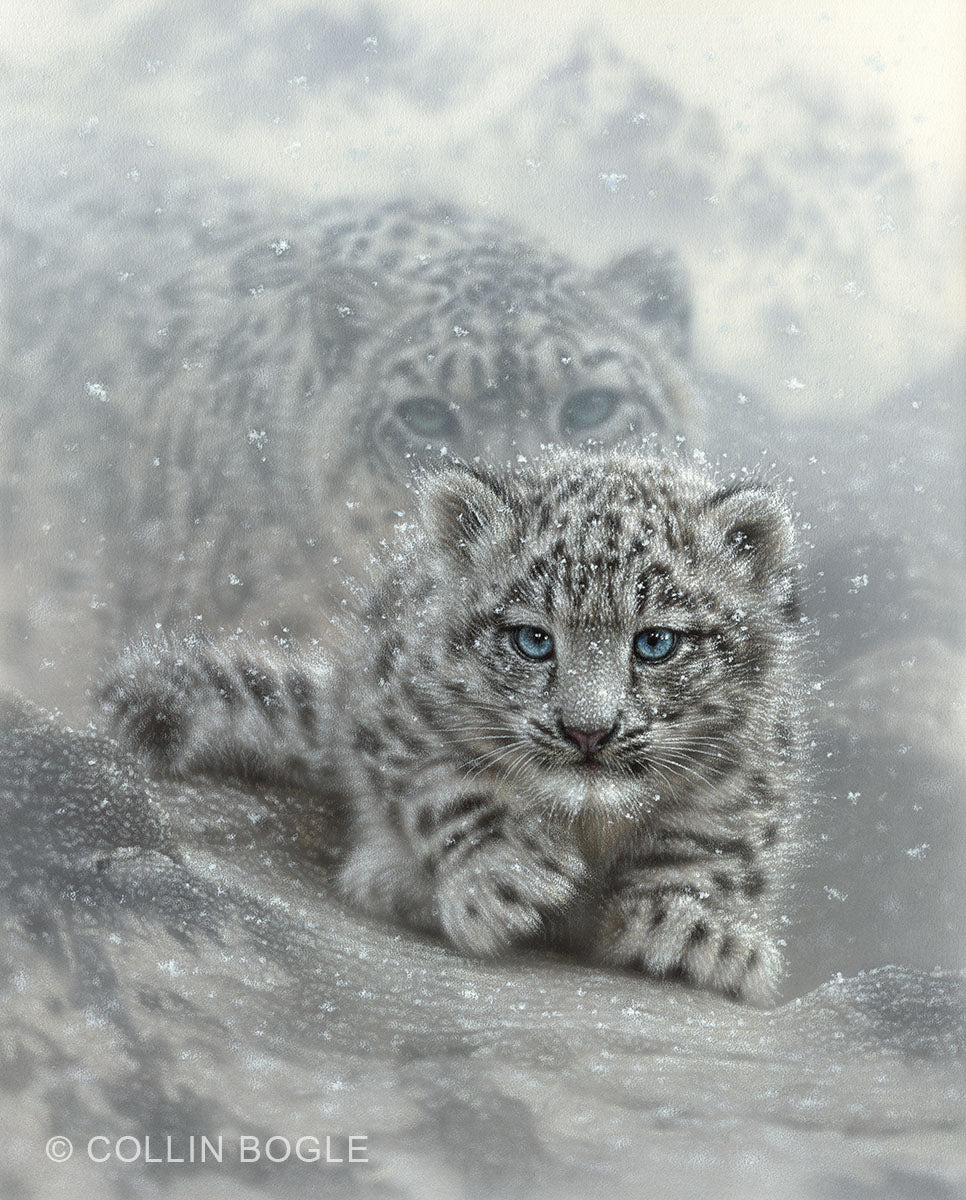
[104,448,803,1004]
[2,199,693,712]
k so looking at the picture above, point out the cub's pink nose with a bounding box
[561,725,616,755]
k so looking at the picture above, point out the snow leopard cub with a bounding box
[103,448,802,1004]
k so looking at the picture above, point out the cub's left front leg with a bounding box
[596,829,784,1005]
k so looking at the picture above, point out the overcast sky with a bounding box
[6,0,963,191]
[4,0,963,412]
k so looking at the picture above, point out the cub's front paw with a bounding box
[599,887,782,1005]
[435,835,586,958]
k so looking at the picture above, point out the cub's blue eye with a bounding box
[634,628,679,662]
[560,387,620,433]
[511,625,554,661]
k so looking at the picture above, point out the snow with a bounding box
[0,4,963,1197]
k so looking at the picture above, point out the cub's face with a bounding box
[414,454,798,816]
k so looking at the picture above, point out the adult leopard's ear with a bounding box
[593,245,692,358]
[702,480,798,595]
[419,464,512,566]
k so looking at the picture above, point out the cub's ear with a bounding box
[593,245,692,358]
[702,481,797,591]
[418,464,511,565]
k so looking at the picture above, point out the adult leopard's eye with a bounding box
[559,387,620,433]
[633,628,679,662]
[510,625,555,662]
[396,397,460,441]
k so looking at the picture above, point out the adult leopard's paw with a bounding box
[599,887,783,1006]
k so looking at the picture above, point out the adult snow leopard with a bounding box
[1,196,693,715]
[103,448,802,1004]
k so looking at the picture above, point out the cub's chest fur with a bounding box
[487,776,642,861]
[567,805,650,864]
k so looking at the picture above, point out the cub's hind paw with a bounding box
[600,888,783,1006]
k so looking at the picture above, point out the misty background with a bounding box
[0,2,964,1198]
